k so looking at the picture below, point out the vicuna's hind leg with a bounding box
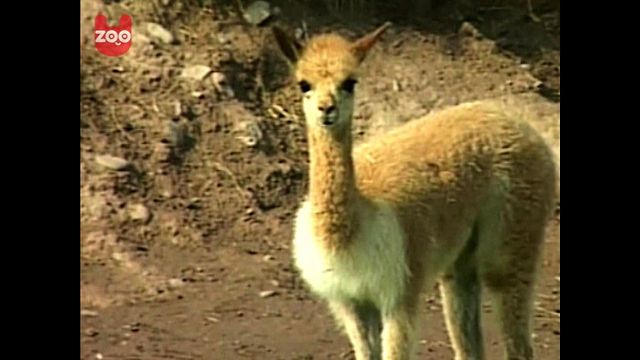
[440,225,484,360]
[479,212,546,360]
[486,279,536,360]
[330,300,382,360]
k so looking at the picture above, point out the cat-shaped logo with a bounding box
[94,14,132,57]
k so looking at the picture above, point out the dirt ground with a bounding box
[80,0,560,358]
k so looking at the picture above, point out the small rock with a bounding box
[191,91,205,99]
[129,204,150,223]
[168,278,184,289]
[458,21,481,38]
[145,22,174,44]
[259,290,277,298]
[263,254,275,262]
[211,72,226,87]
[111,252,125,262]
[95,353,103,360]
[235,120,263,147]
[520,63,531,70]
[211,72,234,97]
[217,33,230,44]
[136,33,151,44]
[85,328,99,337]
[244,1,274,26]
[555,276,560,282]
[181,65,212,81]
[186,197,201,209]
[245,208,255,216]
[270,279,280,287]
[81,309,98,317]
[392,80,401,92]
[95,155,129,171]
[206,316,220,323]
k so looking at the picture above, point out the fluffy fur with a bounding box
[274,23,557,360]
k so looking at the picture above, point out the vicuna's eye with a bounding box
[341,78,358,93]
[298,80,311,93]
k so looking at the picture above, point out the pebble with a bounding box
[111,252,125,262]
[95,155,129,171]
[181,65,212,81]
[129,204,150,223]
[259,290,277,298]
[263,255,275,262]
[458,21,481,38]
[235,120,263,147]
[81,309,98,317]
[243,1,274,26]
[168,278,184,289]
[145,22,174,44]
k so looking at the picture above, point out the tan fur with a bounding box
[274,23,557,360]
[296,34,361,87]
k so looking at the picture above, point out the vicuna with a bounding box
[273,22,557,360]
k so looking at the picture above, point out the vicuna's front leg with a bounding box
[381,306,416,360]
[330,301,383,360]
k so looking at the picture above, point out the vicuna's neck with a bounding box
[307,127,360,251]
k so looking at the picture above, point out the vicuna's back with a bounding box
[354,100,557,219]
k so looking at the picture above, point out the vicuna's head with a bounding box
[273,23,391,137]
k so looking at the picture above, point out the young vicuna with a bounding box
[273,23,557,360]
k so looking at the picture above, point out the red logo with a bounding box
[94,14,132,57]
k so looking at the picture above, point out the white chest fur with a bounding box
[292,200,409,312]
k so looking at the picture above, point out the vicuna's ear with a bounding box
[272,26,303,64]
[351,22,391,63]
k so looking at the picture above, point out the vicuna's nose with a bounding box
[318,104,336,114]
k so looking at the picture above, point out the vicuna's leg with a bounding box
[486,279,536,360]
[440,226,484,360]
[479,213,545,360]
[381,299,418,360]
[330,300,383,360]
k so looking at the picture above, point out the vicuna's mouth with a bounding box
[322,118,335,126]
[321,114,338,126]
